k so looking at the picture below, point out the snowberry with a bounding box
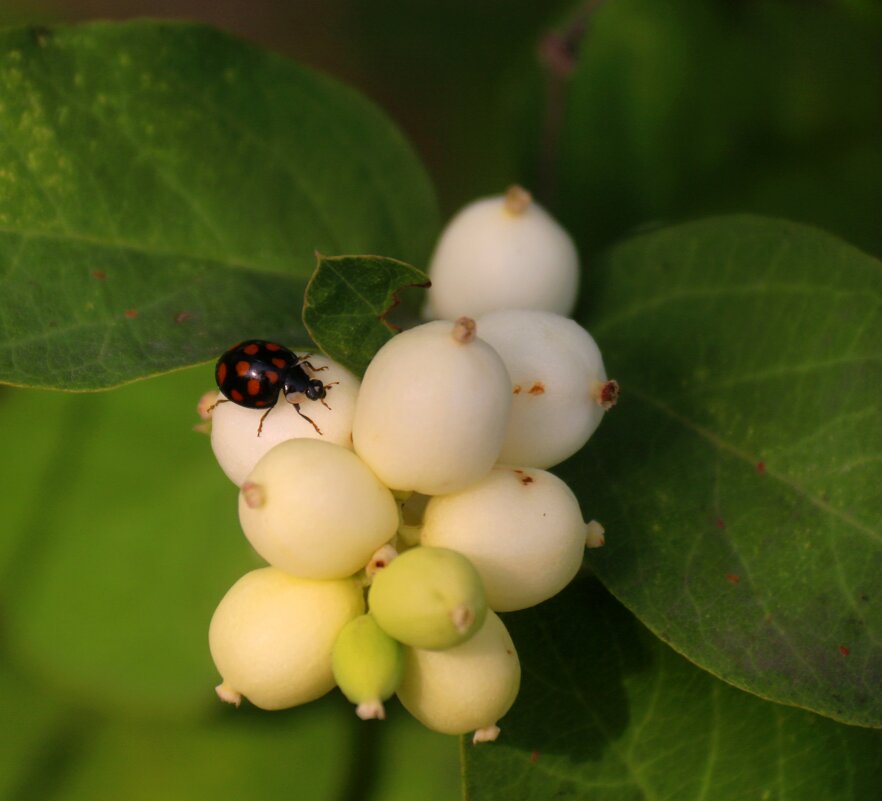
[368,546,487,650]
[424,185,579,321]
[421,466,593,611]
[209,567,364,710]
[396,611,520,741]
[332,614,404,720]
[210,355,360,486]
[352,318,511,495]
[238,439,399,579]
[476,309,618,468]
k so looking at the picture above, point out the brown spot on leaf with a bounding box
[124,309,138,319]
[91,270,106,280]
[529,751,540,764]
[715,516,725,530]
[725,573,740,585]
[756,461,766,474]
[839,645,850,657]
[528,381,545,395]
[174,311,191,323]
[512,385,522,395]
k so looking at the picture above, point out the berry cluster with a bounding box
[202,187,617,743]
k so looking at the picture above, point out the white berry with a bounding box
[210,355,360,486]
[424,186,579,321]
[421,466,591,611]
[238,439,399,579]
[352,318,511,495]
[476,309,617,468]
[209,567,364,711]
[396,611,520,738]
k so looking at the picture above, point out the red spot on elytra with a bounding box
[230,389,244,402]
[235,361,250,377]
[266,370,279,383]
[839,645,850,657]
[247,379,261,396]
[91,270,106,280]
[272,357,287,369]
[725,573,740,585]
[756,461,766,474]
[715,516,725,530]
[243,343,259,355]
[265,342,281,351]
[529,751,540,764]
[217,363,227,384]
[124,309,138,319]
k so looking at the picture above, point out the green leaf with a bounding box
[50,699,354,801]
[464,578,882,800]
[0,21,438,390]
[557,0,882,257]
[0,665,63,800]
[303,253,429,376]
[2,367,259,717]
[560,215,882,727]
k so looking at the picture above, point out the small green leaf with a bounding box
[464,579,882,800]
[303,254,429,376]
[0,21,438,390]
[561,215,882,727]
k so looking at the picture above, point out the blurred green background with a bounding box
[1,1,880,799]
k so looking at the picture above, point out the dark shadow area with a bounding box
[494,576,655,762]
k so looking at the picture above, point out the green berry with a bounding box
[332,614,404,720]
[368,546,487,650]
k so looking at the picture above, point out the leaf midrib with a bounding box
[0,224,295,274]
[627,386,881,544]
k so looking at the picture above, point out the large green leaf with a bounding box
[0,21,438,390]
[559,216,882,726]
[303,254,429,376]
[464,578,882,800]
[557,0,882,257]
[50,699,353,801]
[2,367,259,717]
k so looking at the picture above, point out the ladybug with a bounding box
[213,339,335,435]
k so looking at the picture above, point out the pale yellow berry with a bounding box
[210,355,360,486]
[477,309,617,468]
[209,567,364,710]
[238,439,399,579]
[421,466,590,611]
[352,319,511,495]
[424,187,579,321]
[396,611,520,738]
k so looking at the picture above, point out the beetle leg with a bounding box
[256,407,272,437]
[294,354,328,373]
[205,398,229,414]
[294,403,323,435]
